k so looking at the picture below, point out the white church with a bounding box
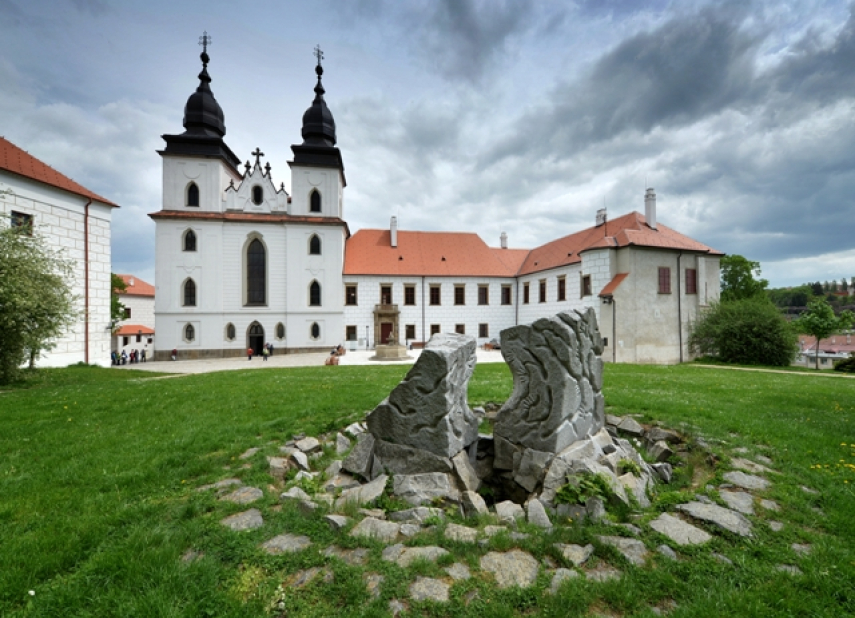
[152,42,723,364]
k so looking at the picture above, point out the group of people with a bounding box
[247,342,275,361]
[324,344,346,365]
[112,349,146,365]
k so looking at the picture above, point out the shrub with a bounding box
[833,356,855,373]
[688,298,797,366]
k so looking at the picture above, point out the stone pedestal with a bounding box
[371,345,410,361]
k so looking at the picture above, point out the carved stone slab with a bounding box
[366,333,479,458]
[494,309,605,454]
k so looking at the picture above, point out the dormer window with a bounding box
[187,183,199,207]
[310,189,321,213]
[252,186,263,205]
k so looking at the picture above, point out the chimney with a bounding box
[390,216,398,248]
[129,277,134,286]
[595,208,607,227]
[500,231,508,249]
[645,188,657,229]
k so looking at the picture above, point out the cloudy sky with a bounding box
[2,0,853,288]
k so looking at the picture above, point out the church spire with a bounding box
[300,45,337,147]
[182,31,226,138]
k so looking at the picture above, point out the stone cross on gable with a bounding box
[251,147,264,167]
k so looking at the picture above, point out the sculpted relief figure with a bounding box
[493,309,605,454]
[367,333,479,459]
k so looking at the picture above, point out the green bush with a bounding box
[833,356,855,373]
[688,298,797,366]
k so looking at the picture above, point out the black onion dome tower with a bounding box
[160,32,240,171]
[290,46,346,184]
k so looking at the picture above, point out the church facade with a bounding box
[151,45,722,364]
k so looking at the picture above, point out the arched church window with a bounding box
[311,322,320,339]
[187,183,199,207]
[183,279,196,307]
[184,323,195,341]
[226,323,236,340]
[183,229,197,252]
[310,189,321,213]
[275,322,285,339]
[246,238,266,305]
[309,280,321,306]
[252,186,263,205]
[309,234,321,255]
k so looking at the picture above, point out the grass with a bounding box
[1,362,854,617]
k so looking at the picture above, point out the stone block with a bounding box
[648,440,674,463]
[336,432,352,455]
[295,437,321,453]
[366,333,479,458]
[494,500,525,524]
[350,517,400,543]
[374,439,453,475]
[393,472,458,505]
[514,448,553,493]
[452,450,481,491]
[342,433,375,479]
[526,498,552,529]
[336,474,388,509]
[461,490,489,517]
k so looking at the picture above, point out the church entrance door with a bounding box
[380,322,393,344]
[248,322,264,355]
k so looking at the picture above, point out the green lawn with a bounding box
[1,363,853,617]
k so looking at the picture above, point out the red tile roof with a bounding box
[115,324,155,336]
[344,229,522,277]
[0,136,118,207]
[346,213,721,278]
[517,212,722,276]
[798,335,855,354]
[116,274,155,297]
[599,273,629,297]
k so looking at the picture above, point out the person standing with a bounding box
[262,346,269,361]
[247,347,253,360]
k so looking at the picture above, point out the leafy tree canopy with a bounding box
[111,273,127,331]
[0,224,78,383]
[689,297,797,367]
[720,254,768,302]
[793,298,855,370]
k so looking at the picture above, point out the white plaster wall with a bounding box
[0,172,113,367]
[161,157,241,213]
[290,166,344,218]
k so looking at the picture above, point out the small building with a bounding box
[797,334,855,367]
[113,274,156,357]
[0,136,118,367]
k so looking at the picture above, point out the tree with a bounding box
[688,298,797,366]
[0,224,78,383]
[811,282,824,296]
[720,254,768,302]
[111,273,127,332]
[793,298,855,370]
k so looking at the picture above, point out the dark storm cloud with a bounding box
[342,0,541,82]
[484,4,761,166]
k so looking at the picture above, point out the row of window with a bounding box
[344,269,699,309]
[345,283,514,307]
[181,321,320,342]
[344,323,491,342]
[181,230,323,256]
[185,182,323,212]
[180,276,324,308]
